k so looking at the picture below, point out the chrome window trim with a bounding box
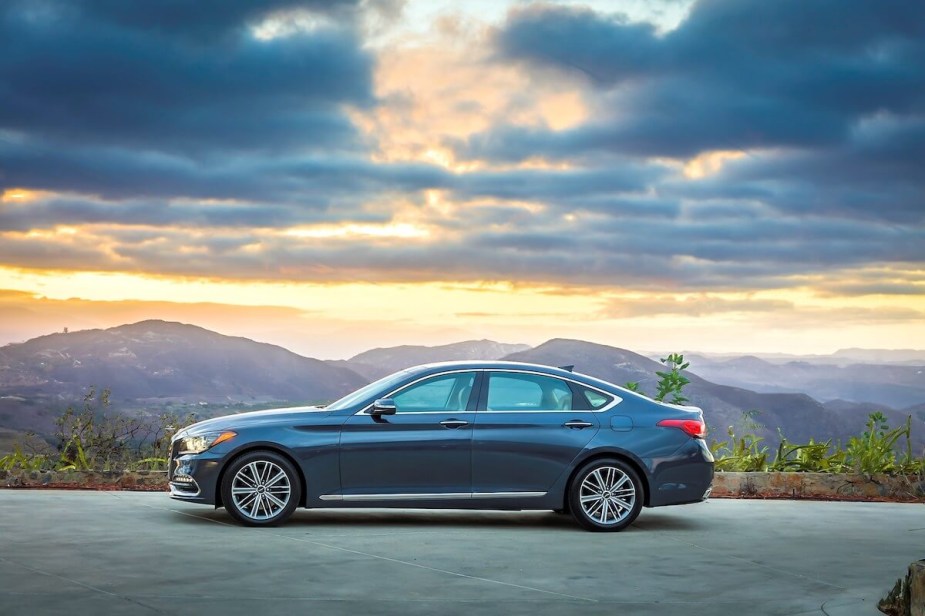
[320,491,547,502]
[354,367,622,416]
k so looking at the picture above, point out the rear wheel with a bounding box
[568,458,643,532]
[221,450,301,527]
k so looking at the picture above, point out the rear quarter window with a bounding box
[581,388,613,409]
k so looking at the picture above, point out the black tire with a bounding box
[221,450,302,527]
[568,458,644,532]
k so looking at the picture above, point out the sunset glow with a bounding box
[0,0,922,358]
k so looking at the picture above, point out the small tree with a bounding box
[655,353,691,405]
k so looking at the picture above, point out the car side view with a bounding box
[168,361,714,531]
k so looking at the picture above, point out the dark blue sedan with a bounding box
[168,361,713,531]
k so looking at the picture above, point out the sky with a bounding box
[0,0,923,359]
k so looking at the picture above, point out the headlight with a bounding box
[177,431,236,455]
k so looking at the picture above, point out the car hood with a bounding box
[178,405,333,436]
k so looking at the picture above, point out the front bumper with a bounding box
[168,450,224,505]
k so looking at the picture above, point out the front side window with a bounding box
[328,369,414,411]
[486,372,573,411]
[391,372,476,413]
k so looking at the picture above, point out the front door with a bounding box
[338,370,479,498]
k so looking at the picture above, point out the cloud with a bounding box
[823,282,925,296]
[481,0,925,159]
[601,295,794,318]
[0,0,922,323]
[0,0,373,158]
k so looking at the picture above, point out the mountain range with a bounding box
[0,321,366,436]
[683,354,925,409]
[1,320,923,453]
[336,340,531,380]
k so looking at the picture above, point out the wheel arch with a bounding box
[563,450,651,508]
[215,445,308,509]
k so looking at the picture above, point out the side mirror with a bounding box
[371,398,397,416]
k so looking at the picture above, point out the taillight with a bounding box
[657,418,706,439]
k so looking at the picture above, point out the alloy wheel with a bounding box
[230,459,292,521]
[578,465,636,525]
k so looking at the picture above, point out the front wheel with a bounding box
[221,450,301,527]
[568,458,643,532]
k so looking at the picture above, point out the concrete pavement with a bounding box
[0,491,921,615]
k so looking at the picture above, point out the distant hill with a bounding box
[833,348,925,365]
[503,339,925,451]
[1,324,923,455]
[338,339,531,380]
[678,355,925,409]
[0,320,366,436]
[686,348,925,367]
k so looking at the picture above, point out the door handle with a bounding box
[440,419,469,429]
[564,420,594,429]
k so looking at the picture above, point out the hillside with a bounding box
[503,339,925,451]
[0,320,366,435]
[340,340,531,380]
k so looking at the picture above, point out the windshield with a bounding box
[325,368,415,411]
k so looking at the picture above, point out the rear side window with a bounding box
[486,373,574,411]
[581,388,613,410]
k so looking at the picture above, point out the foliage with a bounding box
[710,410,771,471]
[0,429,54,471]
[0,386,196,472]
[844,412,918,475]
[654,353,691,405]
[623,381,640,392]
[767,439,847,473]
[637,354,923,475]
[711,410,924,475]
[0,443,49,471]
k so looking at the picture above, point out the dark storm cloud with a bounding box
[480,0,925,159]
[69,0,359,40]
[451,163,661,202]
[0,140,658,218]
[0,0,373,156]
[455,0,925,241]
[0,195,306,231]
[704,117,925,223]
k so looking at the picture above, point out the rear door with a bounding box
[471,371,602,495]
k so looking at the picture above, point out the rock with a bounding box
[879,560,925,616]
[711,472,925,501]
[912,561,925,616]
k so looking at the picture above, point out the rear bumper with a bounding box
[648,438,714,507]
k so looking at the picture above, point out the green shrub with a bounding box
[655,353,691,405]
[711,410,924,475]
[710,411,770,471]
[0,386,196,472]
[767,439,847,473]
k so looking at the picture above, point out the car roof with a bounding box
[408,360,597,382]
[402,360,652,400]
